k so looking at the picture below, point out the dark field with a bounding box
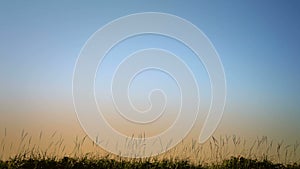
[1,156,300,169]
[1,131,299,169]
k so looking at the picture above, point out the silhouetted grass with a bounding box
[0,129,299,168]
[0,156,300,169]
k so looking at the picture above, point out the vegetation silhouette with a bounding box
[0,130,299,169]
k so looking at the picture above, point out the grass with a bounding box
[0,156,300,169]
[0,129,299,168]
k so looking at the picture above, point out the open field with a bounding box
[0,130,300,168]
[1,156,300,169]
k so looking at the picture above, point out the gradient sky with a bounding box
[1,0,300,150]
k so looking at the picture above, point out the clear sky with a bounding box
[0,0,300,156]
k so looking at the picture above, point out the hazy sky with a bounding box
[1,0,300,148]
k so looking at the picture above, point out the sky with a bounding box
[0,0,300,157]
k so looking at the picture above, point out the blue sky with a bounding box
[0,1,300,145]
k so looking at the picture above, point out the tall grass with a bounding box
[0,129,299,168]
